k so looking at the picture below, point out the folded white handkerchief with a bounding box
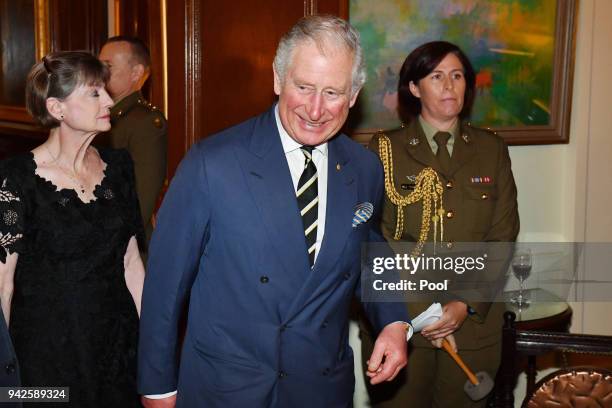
[411,302,443,332]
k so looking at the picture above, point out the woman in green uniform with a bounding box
[363,41,519,408]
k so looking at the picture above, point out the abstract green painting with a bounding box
[349,0,557,131]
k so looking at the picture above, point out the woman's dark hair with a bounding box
[25,51,110,128]
[398,41,476,121]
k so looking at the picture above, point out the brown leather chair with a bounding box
[524,366,612,407]
[490,311,612,408]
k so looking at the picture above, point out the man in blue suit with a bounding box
[138,15,410,408]
[0,304,21,407]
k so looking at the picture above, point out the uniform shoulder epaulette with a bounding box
[134,97,165,128]
[136,97,160,112]
[372,129,385,139]
[376,125,405,137]
[465,122,498,136]
[375,125,406,144]
[390,124,406,132]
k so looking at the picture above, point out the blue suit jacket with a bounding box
[138,107,408,407]
[0,313,21,407]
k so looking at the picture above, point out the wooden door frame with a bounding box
[167,0,344,176]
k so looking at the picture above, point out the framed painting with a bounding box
[345,0,577,145]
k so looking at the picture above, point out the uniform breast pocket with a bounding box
[462,185,498,233]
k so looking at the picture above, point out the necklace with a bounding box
[44,144,87,194]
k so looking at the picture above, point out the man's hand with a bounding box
[430,333,457,352]
[421,300,468,341]
[365,322,408,385]
[141,395,177,408]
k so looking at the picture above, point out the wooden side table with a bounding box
[502,288,573,398]
[508,288,573,331]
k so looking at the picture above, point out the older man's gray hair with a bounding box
[273,15,366,97]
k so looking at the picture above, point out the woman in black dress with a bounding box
[0,51,145,407]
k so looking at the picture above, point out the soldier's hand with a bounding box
[430,333,457,352]
[421,301,468,340]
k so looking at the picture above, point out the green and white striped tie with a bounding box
[296,146,318,266]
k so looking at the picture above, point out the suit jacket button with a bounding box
[278,370,286,378]
[5,362,16,374]
[343,273,351,280]
[280,324,288,332]
[260,276,269,283]
[322,320,328,328]
[323,368,330,376]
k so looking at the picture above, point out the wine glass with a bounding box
[511,248,532,309]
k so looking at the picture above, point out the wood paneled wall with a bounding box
[0,0,346,168]
[48,0,108,53]
[165,1,187,178]
[165,0,345,176]
[115,0,165,113]
[0,0,36,107]
[0,0,108,158]
[198,1,305,138]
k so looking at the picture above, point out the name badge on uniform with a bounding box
[402,175,417,190]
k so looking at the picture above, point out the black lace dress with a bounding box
[0,149,143,407]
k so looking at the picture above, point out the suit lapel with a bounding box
[284,136,357,322]
[314,138,356,276]
[239,109,311,286]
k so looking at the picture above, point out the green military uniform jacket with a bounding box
[108,91,167,249]
[369,118,519,350]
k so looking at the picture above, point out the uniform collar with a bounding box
[419,115,460,144]
[110,91,143,119]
